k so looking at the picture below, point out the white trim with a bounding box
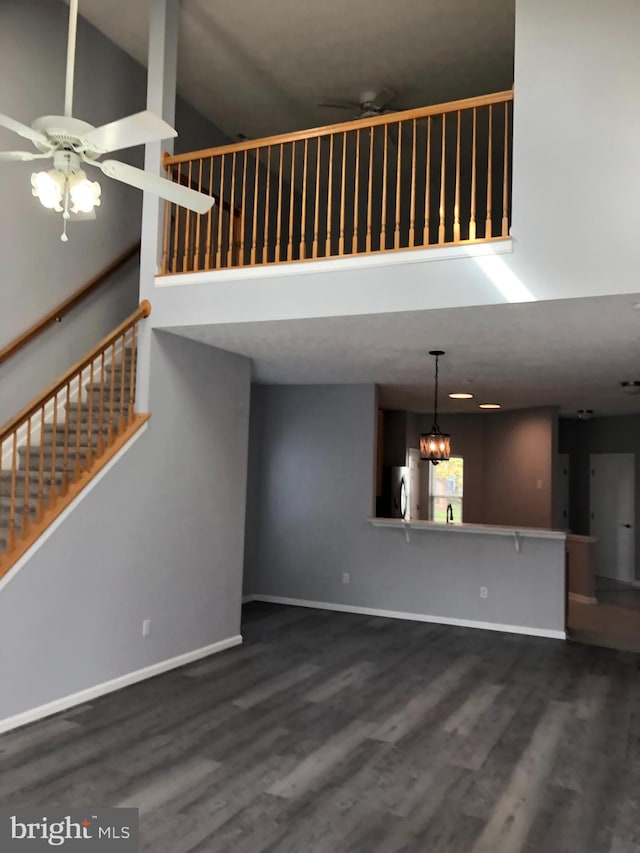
[0,422,149,594]
[242,594,257,603]
[0,633,242,735]
[568,593,598,605]
[368,517,567,542]
[251,595,566,640]
[155,240,513,288]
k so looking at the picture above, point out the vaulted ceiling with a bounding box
[78,0,515,140]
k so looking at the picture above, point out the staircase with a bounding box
[0,303,150,577]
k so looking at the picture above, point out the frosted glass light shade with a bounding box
[31,170,64,211]
[69,170,101,213]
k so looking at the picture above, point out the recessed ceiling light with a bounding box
[449,392,474,400]
[479,403,501,409]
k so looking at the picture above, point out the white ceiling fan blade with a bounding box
[95,159,214,214]
[84,111,177,153]
[0,150,49,162]
[0,113,48,146]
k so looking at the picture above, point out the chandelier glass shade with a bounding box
[420,350,451,465]
[31,168,101,215]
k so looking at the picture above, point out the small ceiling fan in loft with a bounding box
[0,0,214,242]
[317,89,399,120]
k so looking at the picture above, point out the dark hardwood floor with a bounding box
[2,602,640,852]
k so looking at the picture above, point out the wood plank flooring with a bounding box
[2,602,640,852]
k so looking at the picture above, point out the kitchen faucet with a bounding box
[446,503,454,524]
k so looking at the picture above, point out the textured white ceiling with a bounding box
[77,0,515,139]
[166,294,640,416]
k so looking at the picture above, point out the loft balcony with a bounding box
[159,90,513,279]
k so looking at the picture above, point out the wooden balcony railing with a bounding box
[161,89,513,275]
[0,301,151,579]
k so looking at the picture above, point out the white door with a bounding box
[590,453,635,582]
[407,448,421,520]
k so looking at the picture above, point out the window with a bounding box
[429,457,464,522]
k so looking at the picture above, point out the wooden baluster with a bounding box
[381,125,388,250]
[86,361,94,467]
[205,157,214,270]
[313,139,321,258]
[226,152,237,267]
[288,142,296,261]
[409,119,417,247]
[453,110,461,242]
[216,155,226,269]
[239,151,248,266]
[502,100,510,237]
[326,134,334,256]
[74,371,83,480]
[128,325,137,426]
[193,159,203,271]
[118,335,127,433]
[423,116,432,245]
[352,128,360,254]
[276,144,284,261]
[97,355,105,460]
[251,149,259,265]
[50,390,58,508]
[23,416,32,535]
[38,405,45,518]
[62,383,71,496]
[263,148,271,263]
[366,128,374,252]
[486,104,493,238]
[339,132,347,256]
[161,165,171,274]
[171,167,181,273]
[394,122,402,250]
[108,344,116,447]
[182,161,193,271]
[8,433,17,549]
[469,108,477,241]
[300,139,308,259]
[438,113,446,244]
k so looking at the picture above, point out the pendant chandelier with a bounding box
[420,350,451,465]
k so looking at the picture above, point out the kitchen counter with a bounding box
[368,517,567,541]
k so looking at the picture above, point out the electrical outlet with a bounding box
[480,587,488,599]
[142,618,151,637]
[342,572,350,584]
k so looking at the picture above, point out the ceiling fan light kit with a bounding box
[0,0,214,242]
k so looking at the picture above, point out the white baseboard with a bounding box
[242,594,257,603]
[0,633,242,735]
[251,595,566,640]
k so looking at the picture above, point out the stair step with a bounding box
[65,402,128,423]
[0,471,63,498]
[18,447,92,472]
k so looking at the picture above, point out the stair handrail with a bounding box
[163,90,514,163]
[0,241,141,367]
[0,301,151,443]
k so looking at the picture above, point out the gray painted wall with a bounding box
[0,0,230,422]
[244,384,564,633]
[393,408,556,528]
[0,334,251,721]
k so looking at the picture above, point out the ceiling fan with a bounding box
[317,89,398,120]
[0,0,214,242]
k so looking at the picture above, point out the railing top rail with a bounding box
[164,89,514,165]
[0,300,151,443]
[0,241,141,367]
